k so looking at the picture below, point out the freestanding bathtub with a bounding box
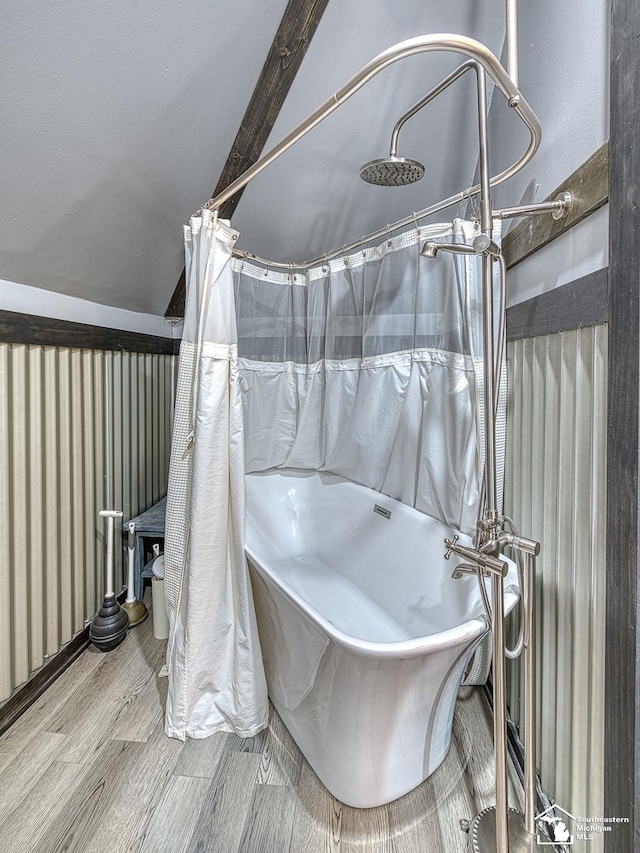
[245,469,519,808]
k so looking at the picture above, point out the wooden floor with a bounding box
[0,590,522,852]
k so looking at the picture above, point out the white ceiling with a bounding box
[2,1,508,316]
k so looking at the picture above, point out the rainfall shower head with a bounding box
[360,156,425,187]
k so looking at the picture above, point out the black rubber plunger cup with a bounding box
[90,509,129,651]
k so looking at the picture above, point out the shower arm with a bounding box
[200,33,541,222]
[388,60,478,159]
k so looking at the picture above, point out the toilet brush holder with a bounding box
[90,509,129,652]
[122,522,148,627]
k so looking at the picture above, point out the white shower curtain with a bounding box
[162,211,268,740]
[234,219,502,533]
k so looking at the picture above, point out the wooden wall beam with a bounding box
[165,0,331,319]
[605,2,640,851]
[503,141,609,269]
[0,309,174,354]
[506,267,608,341]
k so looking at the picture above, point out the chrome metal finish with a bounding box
[473,234,501,255]
[444,536,508,578]
[473,233,492,253]
[505,0,519,87]
[389,61,477,158]
[373,504,392,519]
[523,551,537,835]
[123,520,148,627]
[91,508,128,651]
[552,190,573,220]
[491,567,510,853]
[360,156,425,186]
[492,192,573,221]
[232,174,555,271]
[469,807,537,853]
[98,510,123,599]
[476,68,492,236]
[450,562,480,580]
[481,254,497,517]
[202,33,542,229]
[475,60,510,853]
[420,241,478,258]
[420,241,441,259]
[498,530,540,557]
[498,531,541,836]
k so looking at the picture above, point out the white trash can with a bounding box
[151,555,169,640]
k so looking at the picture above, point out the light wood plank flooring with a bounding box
[0,591,523,852]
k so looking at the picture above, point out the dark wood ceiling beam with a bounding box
[165,0,331,318]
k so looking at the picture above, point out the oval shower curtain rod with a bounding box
[198,32,542,269]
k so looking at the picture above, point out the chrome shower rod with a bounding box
[199,32,541,233]
[230,195,571,272]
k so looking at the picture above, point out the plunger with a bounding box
[89,509,129,651]
[122,522,148,627]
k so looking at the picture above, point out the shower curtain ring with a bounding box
[466,190,480,222]
[385,224,393,248]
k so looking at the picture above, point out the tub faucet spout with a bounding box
[450,561,480,580]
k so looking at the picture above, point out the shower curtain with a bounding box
[162,211,268,740]
[163,214,502,739]
[234,218,502,530]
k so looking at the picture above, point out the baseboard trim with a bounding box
[0,630,90,737]
[0,589,128,737]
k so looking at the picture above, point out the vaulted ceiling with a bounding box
[2,1,508,317]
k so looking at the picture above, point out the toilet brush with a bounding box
[122,522,148,627]
[89,509,129,651]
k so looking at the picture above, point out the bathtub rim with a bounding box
[246,541,518,660]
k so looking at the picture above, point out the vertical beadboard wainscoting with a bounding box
[0,343,175,703]
[505,325,607,842]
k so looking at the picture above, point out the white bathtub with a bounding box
[245,469,519,808]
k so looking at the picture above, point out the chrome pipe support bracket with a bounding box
[552,190,573,220]
[492,191,573,222]
[444,535,508,578]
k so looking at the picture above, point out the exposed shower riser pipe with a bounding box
[506,0,519,87]
[477,68,493,237]
[492,569,509,852]
[524,551,537,834]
